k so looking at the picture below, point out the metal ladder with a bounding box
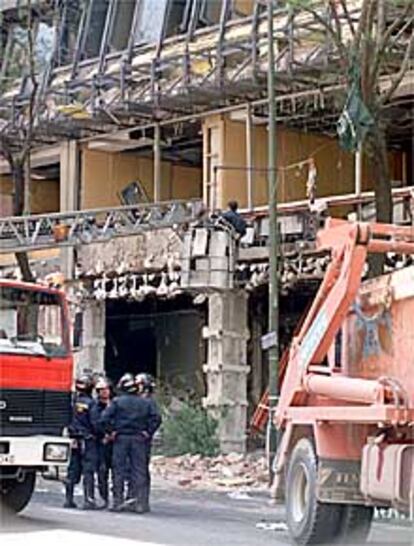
[0,199,203,254]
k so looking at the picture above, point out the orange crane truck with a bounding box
[0,280,73,513]
[253,218,414,545]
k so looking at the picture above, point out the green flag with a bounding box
[337,62,374,152]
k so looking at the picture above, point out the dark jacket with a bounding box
[222,210,247,237]
[68,392,97,439]
[100,393,161,437]
[91,399,112,439]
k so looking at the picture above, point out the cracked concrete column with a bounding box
[203,291,250,453]
[73,300,106,376]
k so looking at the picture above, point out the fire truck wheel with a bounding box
[0,471,36,513]
[286,438,342,545]
[336,505,373,544]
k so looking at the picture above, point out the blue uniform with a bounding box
[92,400,113,504]
[125,396,159,509]
[100,393,161,509]
[222,209,247,236]
[65,393,98,506]
[142,397,159,510]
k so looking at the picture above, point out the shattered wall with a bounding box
[79,228,183,276]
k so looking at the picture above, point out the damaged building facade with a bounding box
[0,0,413,452]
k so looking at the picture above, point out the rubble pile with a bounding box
[151,452,269,491]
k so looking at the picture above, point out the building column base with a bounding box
[203,291,249,454]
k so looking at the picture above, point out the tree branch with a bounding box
[328,0,343,44]
[380,28,414,105]
[386,16,414,53]
[376,0,387,43]
[370,14,414,90]
[294,3,349,66]
[376,1,412,54]
[338,0,356,37]
[22,0,38,213]
[361,0,378,99]
[354,0,371,51]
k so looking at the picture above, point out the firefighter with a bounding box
[93,377,113,508]
[221,200,247,237]
[100,373,161,513]
[64,373,98,510]
[134,373,158,513]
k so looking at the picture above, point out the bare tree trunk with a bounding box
[12,156,25,216]
[15,252,34,282]
[371,129,393,224]
[367,126,392,277]
[11,156,34,282]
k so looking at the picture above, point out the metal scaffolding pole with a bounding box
[355,145,363,220]
[246,103,254,211]
[267,0,279,477]
[154,123,161,202]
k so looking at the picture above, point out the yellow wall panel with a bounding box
[31,179,59,213]
[234,0,255,15]
[0,175,13,194]
[205,115,404,211]
[81,149,201,209]
[172,165,202,199]
[0,174,59,215]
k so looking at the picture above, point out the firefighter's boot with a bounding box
[142,485,150,513]
[82,475,97,510]
[135,488,149,514]
[63,482,77,509]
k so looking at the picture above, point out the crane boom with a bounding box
[0,199,203,254]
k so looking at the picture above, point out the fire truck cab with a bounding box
[0,280,73,513]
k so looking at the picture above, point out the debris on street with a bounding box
[151,452,268,492]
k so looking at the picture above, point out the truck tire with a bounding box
[336,505,373,544]
[286,438,342,546]
[0,471,36,514]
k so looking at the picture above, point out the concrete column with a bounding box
[60,140,79,280]
[73,300,106,376]
[203,291,250,453]
[250,314,263,406]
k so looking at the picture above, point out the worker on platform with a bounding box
[64,373,98,510]
[222,200,247,238]
[134,373,159,513]
[100,373,161,513]
[93,377,114,508]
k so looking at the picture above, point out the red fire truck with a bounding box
[0,279,73,513]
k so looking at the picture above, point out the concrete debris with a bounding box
[151,452,268,492]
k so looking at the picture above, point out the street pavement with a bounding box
[1,478,412,546]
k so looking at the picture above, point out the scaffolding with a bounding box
[0,1,412,150]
